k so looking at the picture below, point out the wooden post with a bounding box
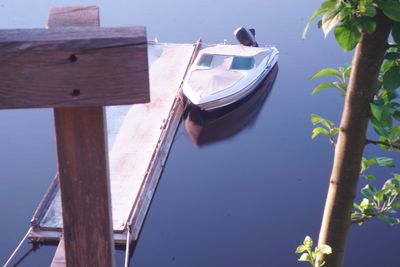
[54,107,114,267]
[48,6,113,267]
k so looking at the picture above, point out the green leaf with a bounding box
[383,178,400,190]
[316,244,332,255]
[376,157,395,168]
[385,52,400,60]
[312,82,338,94]
[310,114,333,127]
[382,59,395,73]
[351,211,361,219]
[303,236,313,248]
[373,125,391,138]
[322,119,334,128]
[393,22,400,44]
[383,66,400,91]
[322,3,352,37]
[312,127,330,139]
[298,253,313,263]
[364,174,377,181]
[334,20,361,52]
[311,114,324,125]
[295,245,308,253]
[370,103,385,121]
[394,201,400,209]
[377,0,400,22]
[360,198,372,210]
[357,16,376,34]
[364,7,377,17]
[366,157,378,167]
[378,214,400,227]
[310,68,342,79]
[337,83,347,91]
[393,110,400,122]
[376,189,389,204]
[344,64,352,78]
[353,202,360,210]
[331,128,339,134]
[302,0,337,39]
[361,157,368,172]
[390,126,400,136]
[370,103,394,127]
[361,185,376,202]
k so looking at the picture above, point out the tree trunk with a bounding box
[317,12,392,267]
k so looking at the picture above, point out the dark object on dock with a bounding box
[234,27,259,47]
[184,64,278,146]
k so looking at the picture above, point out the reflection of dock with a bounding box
[184,65,278,146]
[28,42,199,266]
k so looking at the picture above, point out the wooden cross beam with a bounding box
[0,6,149,267]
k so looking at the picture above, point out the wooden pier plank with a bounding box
[109,43,195,231]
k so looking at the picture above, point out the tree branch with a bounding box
[351,214,376,225]
[366,139,400,150]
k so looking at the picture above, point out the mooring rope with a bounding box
[3,227,32,267]
[124,228,131,267]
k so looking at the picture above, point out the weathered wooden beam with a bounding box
[0,27,146,51]
[47,6,99,28]
[54,107,115,267]
[50,6,120,267]
[0,18,149,109]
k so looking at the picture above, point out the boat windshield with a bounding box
[197,54,213,67]
[231,56,255,70]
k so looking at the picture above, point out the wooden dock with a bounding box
[27,41,200,266]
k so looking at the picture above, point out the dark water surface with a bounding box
[1,1,399,266]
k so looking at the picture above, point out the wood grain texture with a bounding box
[48,6,99,28]
[0,18,149,109]
[55,107,115,267]
[51,6,115,267]
[0,27,147,51]
[51,238,66,267]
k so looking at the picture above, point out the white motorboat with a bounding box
[183,28,279,110]
[184,65,278,146]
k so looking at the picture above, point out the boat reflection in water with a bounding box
[184,65,278,146]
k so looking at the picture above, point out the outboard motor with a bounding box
[234,27,258,47]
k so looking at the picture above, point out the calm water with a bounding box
[1,1,399,266]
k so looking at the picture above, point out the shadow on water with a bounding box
[184,64,279,147]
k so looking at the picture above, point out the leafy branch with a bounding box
[310,64,351,95]
[303,0,400,52]
[311,114,338,146]
[366,138,400,150]
[296,236,332,267]
[360,156,394,180]
[352,175,400,227]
